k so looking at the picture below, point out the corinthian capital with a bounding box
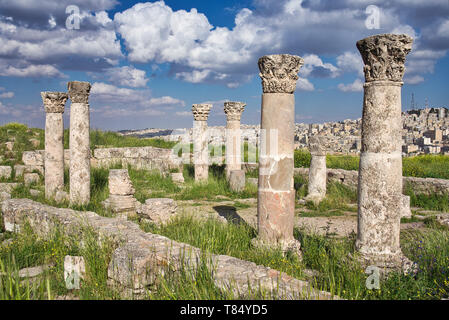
[258,54,304,94]
[224,101,246,121]
[41,92,68,113]
[192,104,212,121]
[357,33,413,83]
[67,81,91,104]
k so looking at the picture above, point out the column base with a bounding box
[355,251,417,276]
[251,237,302,261]
[194,164,209,182]
[303,193,325,205]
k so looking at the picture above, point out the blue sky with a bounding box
[0,0,448,130]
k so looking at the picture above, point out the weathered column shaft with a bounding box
[192,104,212,182]
[306,135,327,203]
[256,54,304,249]
[356,34,413,269]
[42,92,68,199]
[224,102,246,178]
[68,81,91,205]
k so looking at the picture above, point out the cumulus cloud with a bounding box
[103,66,149,88]
[0,91,14,98]
[296,78,315,91]
[338,78,364,92]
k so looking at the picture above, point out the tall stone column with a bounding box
[224,101,246,178]
[68,81,91,205]
[192,104,212,182]
[305,135,327,204]
[255,54,304,254]
[41,92,68,199]
[356,34,414,272]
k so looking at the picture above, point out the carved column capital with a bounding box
[41,92,68,113]
[224,101,246,121]
[192,104,212,121]
[258,54,304,94]
[68,81,91,104]
[356,33,413,83]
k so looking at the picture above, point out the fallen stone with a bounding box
[247,177,258,186]
[401,195,412,218]
[29,138,40,148]
[5,142,14,151]
[19,264,54,278]
[103,195,140,218]
[0,191,11,203]
[138,198,178,225]
[24,173,40,186]
[171,172,185,183]
[108,169,135,195]
[0,183,19,193]
[22,151,44,166]
[436,214,449,228]
[229,170,245,192]
[55,190,69,203]
[2,199,340,300]
[30,189,41,197]
[0,166,12,179]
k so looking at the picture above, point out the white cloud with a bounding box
[175,111,191,117]
[336,52,364,76]
[0,61,66,78]
[338,78,363,92]
[296,78,315,91]
[175,70,211,83]
[0,91,14,98]
[103,66,149,88]
[404,75,425,85]
[301,54,339,78]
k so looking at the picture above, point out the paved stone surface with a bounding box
[2,198,339,300]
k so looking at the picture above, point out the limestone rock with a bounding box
[229,170,245,192]
[5,141,14,151]
[171,172,184,183]
[401,195,412,218]
[29,139,40,148]
[55,190,69,203]
[108,169,135,195]
[24,173,40,186]
[30,189,41,197]
[22,151,44,166]
[138,198,178,225]
[0,183,19,193]
[0,166,12,179]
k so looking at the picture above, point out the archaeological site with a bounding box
[1,1,449,310]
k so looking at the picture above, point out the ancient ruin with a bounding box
[356,33,414,272]
[41,92,68,199]
[103,169,139,219]
[68,81,91,205]
[254,54,304,254]
[305,135,327,204]
[224,101,246,178]
[192,103,212,182]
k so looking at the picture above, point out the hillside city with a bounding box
[121,106,449,157]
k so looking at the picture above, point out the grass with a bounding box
[295,149,449,180]
[404,183,449,212]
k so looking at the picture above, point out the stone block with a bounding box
[171,172,184,183]
[22,151,44,166]
[229,170,245,192]
[24,173,40,186]
[64,256,85,289]
[5,142,14,151]
[401,195,412,218]
[0,166,12,179]
[138,198,177,225]
[55,190,69,203]
[108,169,135,195]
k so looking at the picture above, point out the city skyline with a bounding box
[0,0,448,130]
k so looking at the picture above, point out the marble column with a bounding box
[68,81,91,205]
[255,54,304,254]
[192,104,212,182]
[41,92,68,199]
[305,135,327,204]
[356,34,414,272]
[224,101,246,179]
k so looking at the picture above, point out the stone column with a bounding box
[192,104,212,182]
[68,81,91,205]
[41,92,68,199]
[224,101,246,178]
[356,34,414,272]
[255,54,304,254]
[305,135,327,204]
